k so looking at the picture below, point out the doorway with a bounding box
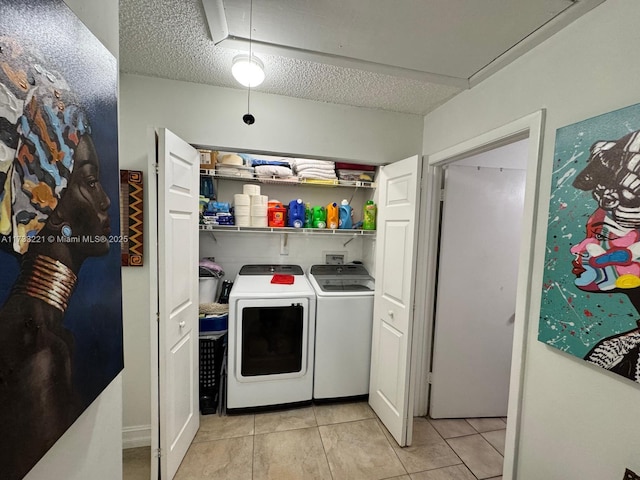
[413,111,545,479]
[430,138,528,419]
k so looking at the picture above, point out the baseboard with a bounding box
[122,425,152,449]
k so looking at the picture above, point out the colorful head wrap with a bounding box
[0,36,89,254]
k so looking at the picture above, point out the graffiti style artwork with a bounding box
[540,103,640,384]
[0,1,123,478]
[624,468,640,480]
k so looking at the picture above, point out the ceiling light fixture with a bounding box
[232,54,265,88]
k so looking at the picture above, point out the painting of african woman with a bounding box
[540,102,640,384]
[0,1,123,478]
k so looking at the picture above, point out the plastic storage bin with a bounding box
[199,313,228,334]
[199,277,220,304]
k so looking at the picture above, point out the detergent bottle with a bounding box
[338,199,353,229]
[311,206,326,229]
[268,201,286,227]
[288,199,305,228]
[304,202,312,228]
[363,200,377,230]
[326,202,339,229]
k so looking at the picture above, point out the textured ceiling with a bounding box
[119,0,603,116]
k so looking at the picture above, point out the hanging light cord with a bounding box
[247,0,253,113]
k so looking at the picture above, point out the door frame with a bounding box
[148,127,160,480]
[413,110,545,479]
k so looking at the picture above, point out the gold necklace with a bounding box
[13,255,78,312]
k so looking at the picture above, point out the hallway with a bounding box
[124,401,506,479]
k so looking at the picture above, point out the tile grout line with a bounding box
[372,418,409,478]
[313,405,336,480]
[251,414,256,480]
[443,431,505,479]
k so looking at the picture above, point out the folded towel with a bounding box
[295,164,336,173]
[251,159,291,167]
[297,169,338,179]
[254,165,294,177]
[335,162,376,171]
[271,274,295,285]
[199,303,230,315]
[291,158,336,170]
[216,165,254,178]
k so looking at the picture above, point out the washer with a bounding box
[227,264,316,410]
[308,264,375,400]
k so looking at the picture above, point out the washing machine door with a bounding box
[233,297,311,382]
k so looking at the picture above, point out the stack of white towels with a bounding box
[290,158,337,180]
[234,184,268,227]
[249,154,296,180]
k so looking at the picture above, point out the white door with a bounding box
[429,165,525,418]
[369,155,421,447]
[155,128,200,479]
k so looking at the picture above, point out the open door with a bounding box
[152,128,200,479]
[369,155,421,447]
[429,164,526,418]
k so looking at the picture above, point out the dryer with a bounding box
[227,264,316,410]
[308,264,375,400]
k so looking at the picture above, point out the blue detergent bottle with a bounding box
[338,199,353,229]
[288,199,305,228]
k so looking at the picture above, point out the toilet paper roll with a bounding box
[235,215,251,227]
[250,194,268,206]
[234,205,251,217]
[251,216,269,227]
[234,193,250,206]
[243,184,261,196]
[251,204,268,216]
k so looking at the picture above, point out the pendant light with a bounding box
[232,54,265,88]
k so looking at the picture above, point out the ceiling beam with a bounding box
[202,0,229,45]
[220,36,470,90]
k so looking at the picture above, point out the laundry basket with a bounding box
[199,332,226,415]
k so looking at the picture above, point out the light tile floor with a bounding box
[123,401,506,480]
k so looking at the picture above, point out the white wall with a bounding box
[422,0,640,478]
[24,1,123,479]
[119,74,423,441]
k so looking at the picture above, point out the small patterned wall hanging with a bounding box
[120,170,144,266]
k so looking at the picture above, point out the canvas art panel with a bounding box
[0,1,123,478]
[540,102,640,383]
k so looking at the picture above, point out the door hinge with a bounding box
[156,312,160,323]
[154,163,159,175]
[439,188,445,202]
[155,448,162,458]
[427,372,433,384]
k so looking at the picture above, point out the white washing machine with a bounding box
[308,264,375,400]
[227,264,316,410]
